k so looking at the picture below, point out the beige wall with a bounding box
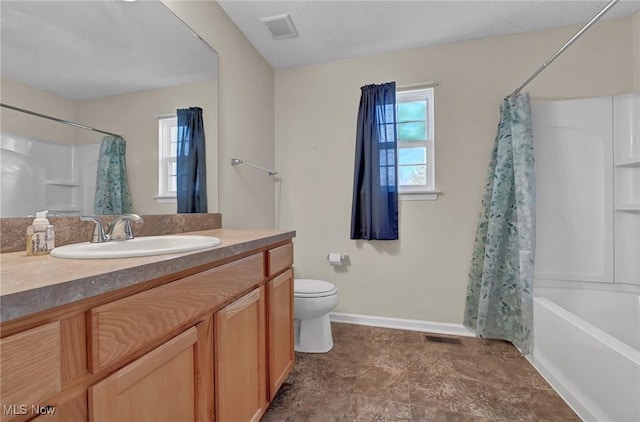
[275,16,636,324]
[77,80,218,215]
[1,78,77,145]
[164,0,276,229]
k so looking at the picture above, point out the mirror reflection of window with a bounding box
[156,116,178,203]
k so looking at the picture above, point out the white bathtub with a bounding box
[530,287,640,422]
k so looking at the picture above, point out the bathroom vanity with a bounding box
[0,229,295,422]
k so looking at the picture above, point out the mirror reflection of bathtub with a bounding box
[1,133,99,217]
[1,136,46,216]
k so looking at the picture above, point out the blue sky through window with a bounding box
[399,147,425,165]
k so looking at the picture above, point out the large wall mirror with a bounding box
[0,0,219,218]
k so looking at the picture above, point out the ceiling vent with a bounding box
[260,13,298,40]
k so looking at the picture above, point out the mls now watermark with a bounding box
[3,404,57,416]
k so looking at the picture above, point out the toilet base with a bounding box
[295,314,334,353]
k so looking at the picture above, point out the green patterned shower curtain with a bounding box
[464,93,536,354]
[94,135,133,215]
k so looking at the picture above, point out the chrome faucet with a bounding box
[80,216,106,243]
[80,214,144,243]
[107,213,144,241]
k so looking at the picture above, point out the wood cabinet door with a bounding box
[267,269,294,400]
[0,322,61,422]
[89,321,212,422]
[215,287,267,422]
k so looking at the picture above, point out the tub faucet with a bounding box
[80,213,144,243]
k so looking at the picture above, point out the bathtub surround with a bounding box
[531,95,640,287]
[275,14,636,325]
[464,93,536,354]
[530,94,639,420]
[634,13,640,91]
[613,94,640,286]
[0,213,221,253]
[350,82,399,241]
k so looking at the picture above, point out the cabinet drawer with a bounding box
[267,243,293,277]
[89,253,264,371]
[0,322,61,421]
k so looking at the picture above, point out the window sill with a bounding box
[154,195,177,204]
[399,191,441,201]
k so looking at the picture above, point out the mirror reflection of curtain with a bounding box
[94,135,133,215]
[176,107,207,213]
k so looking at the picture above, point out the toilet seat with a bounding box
[294,279,338,298]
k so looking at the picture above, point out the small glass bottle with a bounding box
[26,210,55,256]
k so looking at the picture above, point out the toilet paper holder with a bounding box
[327,253,350,263]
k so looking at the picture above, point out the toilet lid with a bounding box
[294,279,337,298]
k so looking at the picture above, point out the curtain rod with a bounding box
[0,103,121,138]
[397,81,438,90]
[509,0,619,97]
[154,113,176,119]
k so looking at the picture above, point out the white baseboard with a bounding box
[330,312,476,337]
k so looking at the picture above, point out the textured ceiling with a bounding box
[1,1,218,100]
[218,0,640,69]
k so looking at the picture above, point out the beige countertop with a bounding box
[0,228,295,323]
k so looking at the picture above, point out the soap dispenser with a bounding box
[26,210,55,256]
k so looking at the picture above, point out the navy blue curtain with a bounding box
[350,82,399,240]
[176,107,207,213]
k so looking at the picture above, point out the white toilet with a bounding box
[294,279,339,353]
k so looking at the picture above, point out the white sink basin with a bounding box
[50,235,221,259]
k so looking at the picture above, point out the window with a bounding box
[396,87,437,200]
[156,116,177,202]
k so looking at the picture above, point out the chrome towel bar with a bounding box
[231,158,278,176]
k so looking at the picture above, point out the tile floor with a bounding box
[262,322,580,421]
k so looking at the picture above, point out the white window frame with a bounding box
[396,87,439,201]
[155,115,177,203]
